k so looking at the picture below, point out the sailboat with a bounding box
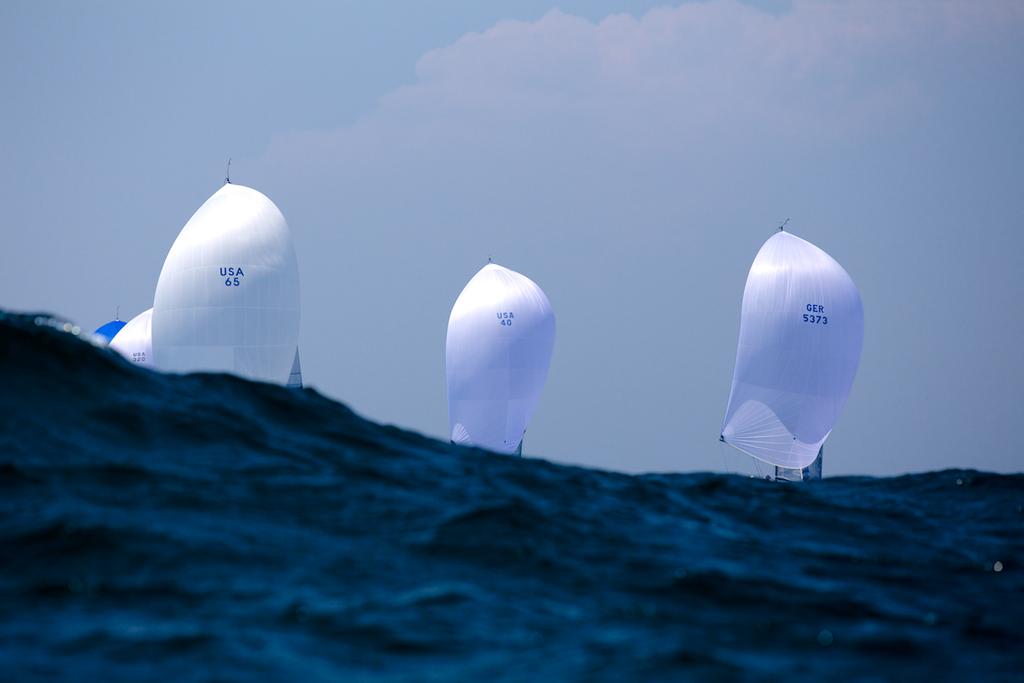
[445,262,556,455]
[151,183,301,384]
[720,228,864,480]
[109,308,153,367]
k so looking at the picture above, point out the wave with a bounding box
[0,312,1020,681]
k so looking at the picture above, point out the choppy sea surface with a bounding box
[1,312,1021,682]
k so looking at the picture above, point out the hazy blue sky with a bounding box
[2,1,1022,475]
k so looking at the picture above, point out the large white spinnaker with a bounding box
[109,308,154,367]
[446,263,556,455]
[152,183,300,384]
[721,231,863,472]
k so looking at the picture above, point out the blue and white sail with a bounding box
[93,318,126,345]
[109,308,153,367]
[445,263,556,455]
[721,231,864,475]
[152,183,300,384]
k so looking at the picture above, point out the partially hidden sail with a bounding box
[93,319,126,345]
[109,308,153,367]
[152,184,300,384]
[446,263,556,455]
[721,231,863,472]
[286,348,303,388]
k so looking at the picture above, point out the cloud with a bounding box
[263,0,1023,175]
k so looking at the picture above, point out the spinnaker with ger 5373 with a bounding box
[721,231,864,474]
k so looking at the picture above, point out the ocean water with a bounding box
[1,312,1021,682]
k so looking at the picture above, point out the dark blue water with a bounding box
[1,312,1021,681]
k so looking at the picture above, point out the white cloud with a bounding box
[265,0,1023,173]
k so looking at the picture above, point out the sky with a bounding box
[2,0,1022,475]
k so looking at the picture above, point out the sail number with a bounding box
[220,266,245,287]
[803,304,827,325]
[497,311,515,326]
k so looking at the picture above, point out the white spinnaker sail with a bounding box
[446,263,556,455]
[721,232,863,470]
[109,308,154,367]
[152,183,300,384]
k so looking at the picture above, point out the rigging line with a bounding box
[752,458,765,480]
[719,439,732,475]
